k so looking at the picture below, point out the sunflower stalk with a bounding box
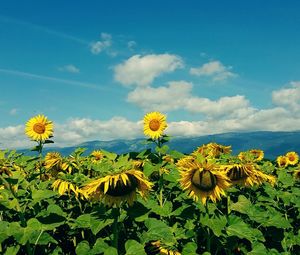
[112,207,121,252]
[205,200,211,253]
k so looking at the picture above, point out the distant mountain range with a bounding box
[21,131,300,160]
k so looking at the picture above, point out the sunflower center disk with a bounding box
[149,119,160,131]
[33,123,46,134]
[191,170,217,191]
[227,166,247,181]
[100,174,138,197]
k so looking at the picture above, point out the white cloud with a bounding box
[114,54,184,86]
[9,108,18,115]
[185,95,250,118]
[272,81,300,113]
[190,60,237,81]
[53,117,143,147]
[127,81,192,111]
[127,40,137,50]
[1,107,300,149]
[0,125,31,149]
[58,64,80,73]
[90,33,112,55]
[126,80,249,117]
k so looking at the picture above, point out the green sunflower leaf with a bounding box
[125,240,146,255]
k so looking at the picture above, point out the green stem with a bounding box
[204,200,211,253]
[37,140,44,179]
[227,196,231,215]
[112,209,120,252]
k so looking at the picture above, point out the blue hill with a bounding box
[24,131,300,160]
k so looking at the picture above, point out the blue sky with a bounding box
[0,0,300,148]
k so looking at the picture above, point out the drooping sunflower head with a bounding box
[44,152,62,169]
[222,163,276,187]
[84,154,153,204]
[238,149,264,162]
[143,112,167,140]
[294,169,300,181]
[193,143,232,158]
[285,151,299,166]
[277,155,289,168]
[177,157,230,204]
[25,114,54,141]
[90,150,104,163]
[83,168,153,207]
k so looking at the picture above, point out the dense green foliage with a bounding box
[0,143,299,255]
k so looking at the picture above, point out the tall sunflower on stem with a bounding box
[25,114,54,155]
[143,112,168,208]
[82,154,153,250]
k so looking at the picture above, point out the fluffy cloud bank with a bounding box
[1,106,300,150]
[272,81,300,114]
[127,80,250,117]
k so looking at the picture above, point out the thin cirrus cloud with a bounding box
[58,64,80,73]
[0,68,106,91]
[190,60,237,82]
[0,15,89,45]
[114,54,184,87]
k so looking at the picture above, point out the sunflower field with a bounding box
[0,113,300,255]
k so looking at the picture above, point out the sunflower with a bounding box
[294,169,300,180]
[221,163,276,187]
[285,152,299,166]
[249,149,264,161]
[277,156,289,168]
[145,241,181,255]
[44,152,63,169]
[177,157,230,204]
[144,112,167,140]
[90,150,104,163]
[193,143,232,158]
[52,179,84,198]
[25,114,53,141]
[82,169,152,207]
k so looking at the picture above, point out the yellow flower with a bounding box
[25,114,53,141]
[177,157,230,204]
[90,150,104,163]
[145,241,181,255]
[221,163,276,187]
[143,112,167,140]
[44,152,63,170]
[52,179,84,198]
[285,152,299,166]
[277,156,289,168]
[193,143,231,158]
[294,169,300,180]
[82,169,153,207]
[249,149,264,161]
